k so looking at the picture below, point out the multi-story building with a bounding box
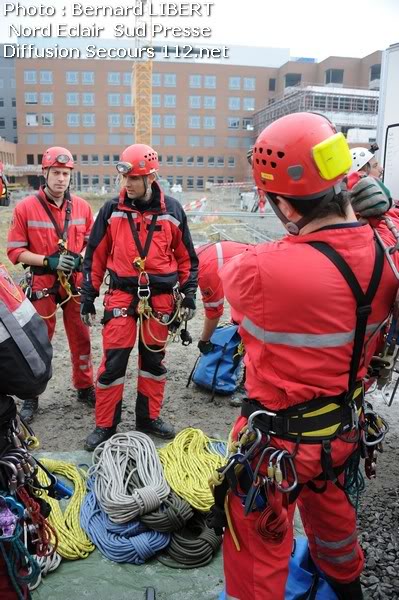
[0,46,17,144]
[13,48,382,191]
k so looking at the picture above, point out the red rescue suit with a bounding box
[7,186,94,390]
[82,182,198,426]
[219,219,399,599]
[197,242,252,320]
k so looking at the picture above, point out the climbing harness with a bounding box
[208,237,389,545]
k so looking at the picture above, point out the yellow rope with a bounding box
[35,458,95,560]
[158,428,226,512]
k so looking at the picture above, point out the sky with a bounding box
[0,0,398,61]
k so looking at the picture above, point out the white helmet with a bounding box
[348,147,374,175]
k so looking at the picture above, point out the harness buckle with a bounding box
[113,307,128,318]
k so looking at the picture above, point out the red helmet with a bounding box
[42,147,74,170]
[253,112,352,199]
[116,144,159,177]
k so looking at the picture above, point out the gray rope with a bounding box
[88,432,170,523]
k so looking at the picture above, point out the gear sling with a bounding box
[208,236,387,536]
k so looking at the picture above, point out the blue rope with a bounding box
[208,441,228,458]
[80,483,170,564]
[0,523,41,599]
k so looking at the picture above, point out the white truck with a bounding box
[377,42,399,200]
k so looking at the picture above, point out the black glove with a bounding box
[80,299,96,327]
[181,296,196,321]
[43,253,75,272]
[198,340,214,354]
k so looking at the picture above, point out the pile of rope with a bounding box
[35,458,95,560]
[141,491,194,533]
[81,432,174,564]
[28,546,62,591]
[89,432,170,523]
[158,428,226,512]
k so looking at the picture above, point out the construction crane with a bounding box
[132,0,152,145]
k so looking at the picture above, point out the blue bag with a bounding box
[189,324,243,398]
[218,537,337,600]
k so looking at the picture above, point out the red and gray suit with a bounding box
[219,219,399,599]
[7,186,94,390]
[197,241,252,320]
[81,181,198,426]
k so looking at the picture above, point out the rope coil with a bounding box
[141,491,194,533]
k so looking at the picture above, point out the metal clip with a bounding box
[113,307,128,318]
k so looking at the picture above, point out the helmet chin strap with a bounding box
[267,185,341,236]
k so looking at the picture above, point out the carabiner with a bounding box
[247,409,277,435]
[275,451,298,494]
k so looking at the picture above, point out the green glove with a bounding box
[43,254,75,272]
[350,176,393,217]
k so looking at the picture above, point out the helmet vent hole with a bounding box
[271,162,277,168]
[262,159,267,166]
[258,147,263,154]
[255,158,260,165]
[266,149,272,156]
[277,151,285,159]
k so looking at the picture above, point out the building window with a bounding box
[41,113,54,127]
[82,175,89,186]
[13,118,17,128]
[0,118,5,129]
[108,114,121,127]
[164,135,176,145]
[112,154,119,164]
[325,69,344,85]
[40,71,53,84]
[152,94,161,107]
[66,71,79,84]
[122,133,133,144]
[24,71,37,84]
[82,71,95,85]
[25,92,38,105]
[227,137,239,148]
[370,64,381,81]
[228,157,235,168]
[204,75,216,88]
[40,93,53,105]
[203,136,215,147]
[108,93,120,106]
[123,72,132,86]
[196,156,204,167]
[204,96,216,109]
[108,72,121,85]
[67,93,79,105]
[243,77,256,91]
[269,78,276,91]
[152,134,161,145]
[82,93,95,106]
[103,154,110,165]
[189,136,201,147]
[217,156,225,168]
[67,113,80,127]
[11,98,16,107]
[164,73,176,87]
[208,156,215,167]
[166,155,174,166]
[83,113,95,127]
[0,98,3,107]
[243,97,255,111]
[26,113,39,127]
[228,117,240,129]
[152,73,161,87]
[196,177,204,190]
[285,73,301,87]
[26,154,35,165]
[164,115,176,128]
[242,118,254,130]
[189,96,201,109]
[81,154,89,164]
[27,134,39,144]
[175,176,183,186]
[176,155,183,166]
[152,114,161,128]
[189,116,201,129]
[123,94,132,106]
[189,75,202,88]
[228,97,241,110]
[124,114,134,128]
[103,175,111,186]
[83,134,95,144]
[11,79,15,89]
[67,134,80,145]
[229,77,241,90]
[164,94,176,108]
[187,176,194,190]
[217,177,224,184]
[187,155,194,166]
[42,133,54,144]
[203,116,216,129]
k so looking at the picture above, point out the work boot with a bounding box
[136,417,175,439]
[328,577,363,600]
[19,398,39,424]
[84,426,116,452]
[77,386,96,408]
